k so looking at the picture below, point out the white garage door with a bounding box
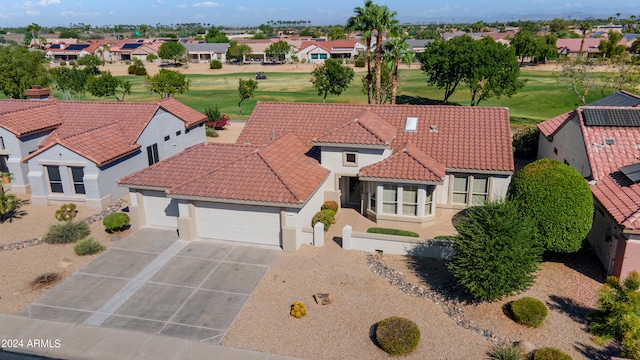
[142,190,179,228]
[195,202,281,245]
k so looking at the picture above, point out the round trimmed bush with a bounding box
[375,317,420,356]
[209,60,223,69]
[103,212,130,233]
[311,209,335,230]
[74,237,105,256]
[321,200,338,213]
[355,58,366,67]
[510,297,548,328]
[533,347,572,360]
[507,158,594,253]
[44,220,90,244]
[512,126,539,159]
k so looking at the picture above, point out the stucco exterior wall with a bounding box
[0,129,51,193]
[320,146,391,191]
[537,117,591,177]
[618,236,640,280]
[287,177,332,245]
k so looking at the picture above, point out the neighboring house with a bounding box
[45,42,100,61]
[405,39,434,53]
[184,43,229,63]
[113,41,160,61]
[555,38,626,57]
[121,102,513,250]
[1,91,207,210]
[236,39,271,63]
[297,40,366,63]
[537,91,640,277]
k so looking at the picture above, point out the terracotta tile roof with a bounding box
[313,109,396,146]
[360,142,446,182]
[300,40,362,53]
[238,102,513,172]
[537,111,575,138]
[120,133,330,206]
[574,106,640,231]
[12,99,205,167]
[0,100,60,137]
[556,38,606,53]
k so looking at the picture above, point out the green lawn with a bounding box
[41,68,609,125]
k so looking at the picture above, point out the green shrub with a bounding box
[312,209,335,230]
[321,200,338,212]
[367,227,420,238]
[146,53,158,62]
[103,212,130,233]
[206,127,218,137]
[74,237,105,256]
[533,347,572,360]
[127,58,147,75]
[510,297,548,328]
[448,200,542,301]
[60,61,67,66]
[355,58,366,67]
[209,59,223,69]
[375,317,420,356]
[512,126,540,159]
[69,60,76,67]
[44,220,90,244]
[54,203,77,221]
[489,343,525,360]
[434,235,457,241]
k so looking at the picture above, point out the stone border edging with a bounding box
[365,252,509,345]
[0,199,128,252]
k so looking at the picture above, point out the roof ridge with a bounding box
[357,110,396,145]
[255,148,301,203]
[0,101,57,116]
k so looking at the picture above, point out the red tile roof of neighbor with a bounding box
[0,98,206,167]
[120,133,330,205]
[538,111,575,138]
[576,107,640,231]
[238,102,514,173]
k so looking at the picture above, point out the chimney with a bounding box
[24,85,51,100]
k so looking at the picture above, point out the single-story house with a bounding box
[112,42,160,61]
[121,102,514,250]
[537,91,640,277]
[0,92,207,210]
[555,37,626,57]
[45,43,100,61]
[404,39,434,53]
[184,43,229,63]
[297,40,366,63]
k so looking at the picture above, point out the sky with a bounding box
[1,0,639,28]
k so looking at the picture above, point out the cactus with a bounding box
[55,203,77,221]
[290,301,307,318]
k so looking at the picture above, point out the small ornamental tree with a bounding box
[448,200,542,302]
[310,58,355,103]
[145,69,191,99]
[507,158,594,253]
[158,41,187,65]
[237,78,258,115]
[204,105,230,129]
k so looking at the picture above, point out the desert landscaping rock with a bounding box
[313,293,334,305]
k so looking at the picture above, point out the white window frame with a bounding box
[450,174,492,206]
[402,185,418,216]
[382,184,398,214]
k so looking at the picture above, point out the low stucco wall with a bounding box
[341,225,454,259]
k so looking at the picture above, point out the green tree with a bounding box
[556,56,599,105]
[465,37,525,106]
[328,26,347,40]
[226,41,252,63]
[588,271,640,358]
[362,64,392,104]
[139,24,148,38]
[0,187,21,223]
[371,3,399,104]
[518,20,541,34]
[25,23,41,46]
[76,54,105,75]
[237,78,258,115]
[447,200,542,302]
[265,40,291,61]
[549,18,570,33]
[145,69,190,99]
[507,158,594,253]
[158,41,187,65]
[51,65,92,100]
[205,26,230,43]
[383,38,413,104]
[58,28,81,39]
[0,45,51,99]
[310,58,355,102]
[87,70,131,102]
[599,30,626,59]
[419,36,474,103]
[511,30,536,65]
[534,34,558,63]
[346,0,375,104]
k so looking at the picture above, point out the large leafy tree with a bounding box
[145,69,190,99]
[51,65,92,100]
[237,78,258,115]
[599,30,626,59]
[76,54,105,75]
[448,200,542,302]
[25,23,42,46]
[507,158,594,253]
[465,37,525,106]
[370,2,399,104]
[0,45,51,99]
[87,71,131,102]
[383,38,413,104]
[533,34,558,64]
[328,26,347,40]
[346,0,375,104]
[205,26,230,43]
[158,41,187,65]
[310,58,355,102]
[511,30,536,65]
[265,40,291,61]
[226,41,252,63]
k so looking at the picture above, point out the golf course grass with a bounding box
[44,67,608,126]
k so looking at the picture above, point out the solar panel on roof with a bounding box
[588,92,640,107]
[122,43,142,49]
[66,44,89,51]
[620,162,640,183]
[583,108,640,127]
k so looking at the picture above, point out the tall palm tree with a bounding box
[346,0,375,104]
[579,22,590,59]
[383,38,412,104]
[371,4,399,104]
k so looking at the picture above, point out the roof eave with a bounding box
[166,194,305,208]
[312,141,389,149]
[358,176,444,185]
[446,168,513,175]
[118,184,169,192]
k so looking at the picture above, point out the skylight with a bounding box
[405,117,418,132]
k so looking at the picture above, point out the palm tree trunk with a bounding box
[391,58,399,105]
[366,38,373,104]
[375,32,383,104]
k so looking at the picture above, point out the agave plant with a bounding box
[0,187,21,222]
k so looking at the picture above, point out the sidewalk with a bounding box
[0,314,298,360]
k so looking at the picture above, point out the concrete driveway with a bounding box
[20,228,280,345]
